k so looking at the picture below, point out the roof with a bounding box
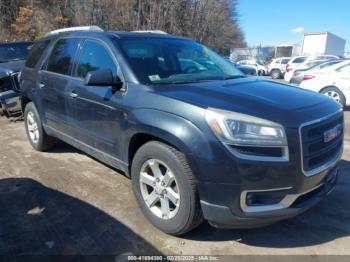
[39,30,187,42]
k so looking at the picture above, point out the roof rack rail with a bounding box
[132,30,168,34]
[45,26,104,37]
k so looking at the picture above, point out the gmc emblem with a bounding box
[324,124,342,143]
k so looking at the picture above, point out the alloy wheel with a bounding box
[27,111,39,144]
[139,159,180,220]
[325,90,341,103]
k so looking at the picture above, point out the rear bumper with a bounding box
[200,167,338,229]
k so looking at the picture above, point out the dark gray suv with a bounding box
[20,29,343,235]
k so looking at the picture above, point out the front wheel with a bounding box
[24,102,56,151]
[131,141,203,235]
[320,86,346,107]
[270,69,281,79]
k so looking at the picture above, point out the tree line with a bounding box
[0,0,246,55]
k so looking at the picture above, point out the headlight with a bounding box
[205,108,287,147]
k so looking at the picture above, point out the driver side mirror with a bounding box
[84,69,123,90]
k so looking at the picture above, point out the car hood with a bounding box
[0,60,24,73]
[154,77,340,126]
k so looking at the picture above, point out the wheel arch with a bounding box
[21,96,32,113]
[126,109,214,178]
[319,85,340,93]
[319,85,346,106]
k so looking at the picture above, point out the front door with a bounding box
[68,39,125,158]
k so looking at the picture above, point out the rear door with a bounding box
[67,38,126,157]
[38,38,81,135]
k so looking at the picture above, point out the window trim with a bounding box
[42,37,83,76]
[73,37,126,92]
[22,41,45,68]
[73,38,118,80]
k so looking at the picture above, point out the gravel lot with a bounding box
[0,108,349,260]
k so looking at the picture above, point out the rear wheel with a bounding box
[271,69,281,79]
[320,86,346,107]
[24,102,56,151]
[131,141,203,235]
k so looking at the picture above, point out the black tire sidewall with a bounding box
[24,102,45,151]
[131,142,197,235]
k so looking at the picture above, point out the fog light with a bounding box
[246,193,256,206]
[245,190,288,206]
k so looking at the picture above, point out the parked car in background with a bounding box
[236,59,268,75]
[303,55,340,63]
[299,60,350,107]
[227,60,257,76]
[235,64,257,76]
[0,67,22,117]
[284,55,338,82]
[284,56,308,82]
[20,29,343,235]
[290,59,344,85]
[0,41,32,65]
[268,57,290,79]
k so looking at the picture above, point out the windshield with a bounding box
[0,42,32,63]
[117,38,243,85]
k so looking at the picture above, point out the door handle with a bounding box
[70,92,78,98]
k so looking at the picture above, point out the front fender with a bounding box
[125,108,214,178]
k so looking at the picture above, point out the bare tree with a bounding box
[0,0,246,54]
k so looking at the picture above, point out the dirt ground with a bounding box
[0,110,349,261]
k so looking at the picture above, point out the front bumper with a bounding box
[200,167,339,229]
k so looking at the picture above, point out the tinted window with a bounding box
[25,40,50,68]
[281,59,290,64]
[74,40,117,78]
[47,38,80,75]
[293,57,306,63]
[0,42,32,63]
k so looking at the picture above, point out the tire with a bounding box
[320,86,346,108]
[24,102,56,151]
[271,69,281,79]
[131,141,203,235]
[258,70,264,76]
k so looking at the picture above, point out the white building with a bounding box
[302,32,346,56]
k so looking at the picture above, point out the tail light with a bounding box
[303,75,315,81]
[293,71,300,77]
[286,65,292,72]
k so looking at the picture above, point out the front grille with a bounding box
[300,112,343,176]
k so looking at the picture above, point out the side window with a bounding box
[25,40,50,68]
[293,57,306,63]
[281,59,289,64]
[46,38,80,75]
[74,39,117,79]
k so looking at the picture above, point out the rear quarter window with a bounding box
[25,40,50,68]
